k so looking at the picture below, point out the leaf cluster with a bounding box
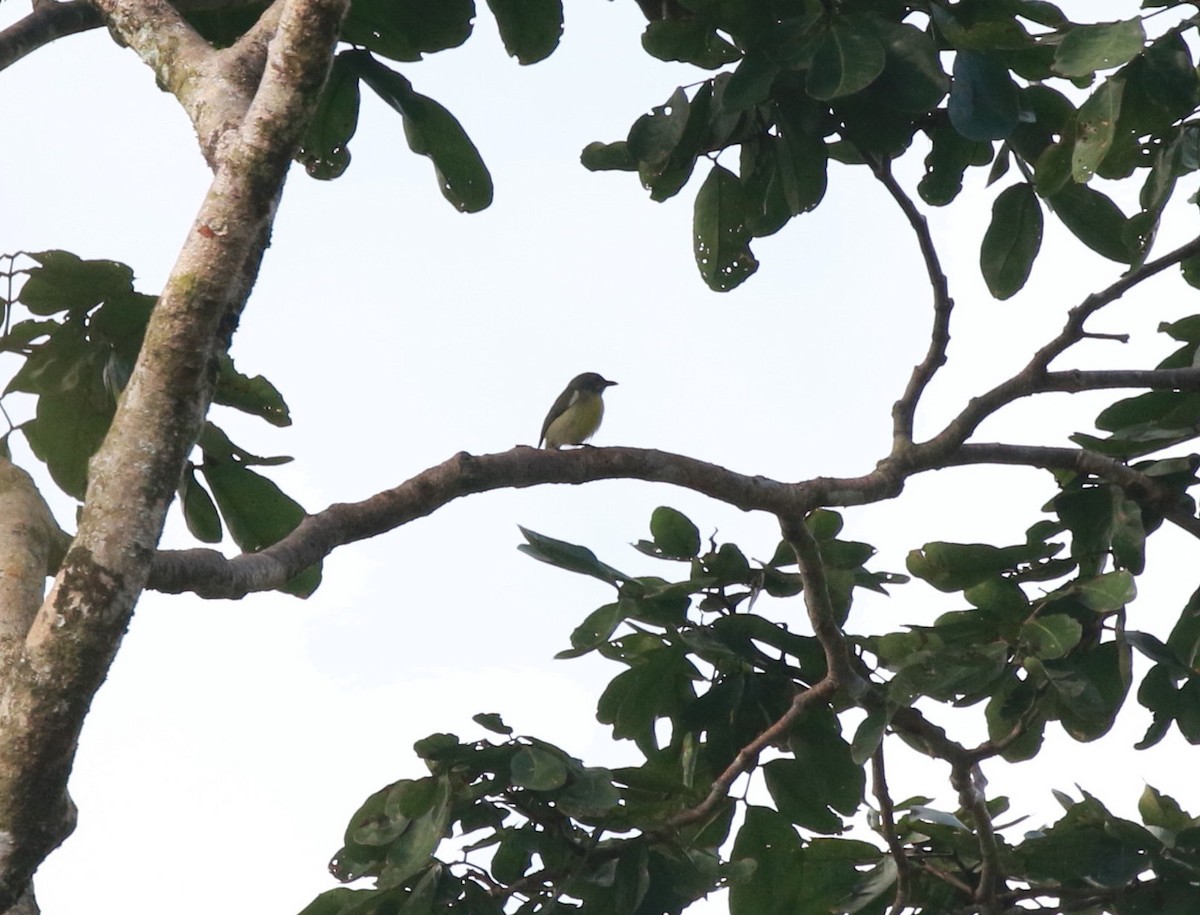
[0,252,320,595]
[579,1,1200,292]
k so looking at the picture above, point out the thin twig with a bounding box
[665,678,837,829]
[871,744,912,914]
[864,157,955,449]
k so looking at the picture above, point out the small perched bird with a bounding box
[539,372,618,449]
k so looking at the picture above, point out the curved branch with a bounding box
[148,447,908,598]
[865,158,954,448]
[0,0,270,74]
[0,0,348,904]
[925,233,1200,453]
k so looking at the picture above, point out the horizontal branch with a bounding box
[147,446,904,598]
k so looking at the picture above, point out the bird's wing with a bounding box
[539,387,579,446]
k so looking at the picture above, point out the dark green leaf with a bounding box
[729,807,805,915]
[201,458,321,596]
[1054,20,1147,78]
[1020,614,1083,660]
[179,464,222,543]
[213,353,290,426]
[650,506,701,559]
[1077,570,1136,612]
[949,51,1019,141]
[981,182,1043,299]
[351,53,493,212]
[18,250,135,315]
[298,52,361,180]
[510,746,568,791]
[580,141,637,172]
[517,526,627,584]
[1046,183,1134,263]
[341,0,474,62]
[472,713,513,736]
[1072,77,1124,183]
[641,19,740,69]
[806,18,886,100]
[485,0,561,65]
[693,164,759,292]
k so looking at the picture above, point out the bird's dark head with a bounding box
[571,372,618,394]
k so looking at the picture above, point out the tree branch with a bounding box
[864,158,954,449]
[924,232,1200,453]
[871,744,911,915]
[945,443,1200,540]
[0,0,347,904]
[0,0,264,73]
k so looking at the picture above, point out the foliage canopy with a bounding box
[6,1,1200,914]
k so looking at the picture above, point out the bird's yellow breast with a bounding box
[543,392,605,449]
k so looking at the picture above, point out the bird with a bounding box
[539,372,618,449]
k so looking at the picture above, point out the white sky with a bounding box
[3,1,1200,912]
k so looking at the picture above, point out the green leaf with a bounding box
[24,382,112,500]
[179,464,222,543]
[19,251,135,316]
[641,19,740,70]
[980,182,1043,299]
[567,602,624,654]
[557,767,620,817]
[949,51,1019,141]
[907,541,1054,592]
[850,707,889,765]
[213,353,290,426]
[472,712,513,736]
[1020,614,1083,660]
[510,746,568,791]
[596,647,698,752]
[298,52,361,180]
[773,97,828,215]
[919,115,993,206]
[376,778,452,888]
[340,0,474,62]
[1072,78,1124,183]
[693,164,759,292]
[729,807,805,915]
[650,506,701,559]
[580,141,637,172]
[1077,570,1136,612]
[1054,20,1147,78]
[1138,785,1196,830]
[806,18,886,100]
[517,526,627,585]
[1046,183,1133,263]
[200,458,321,596]
[485,0,561,64]
[350,53,493,213]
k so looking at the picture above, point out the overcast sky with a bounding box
[3,1,1200,912]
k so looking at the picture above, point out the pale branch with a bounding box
[0,0,348,905]
[0,0,259,72]
[871,745,911,915]
[0,460,62,643]
[925,232,1200,453]
[1038,366,1200,393]
[866,158,954,449]
[0,0,100,71]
